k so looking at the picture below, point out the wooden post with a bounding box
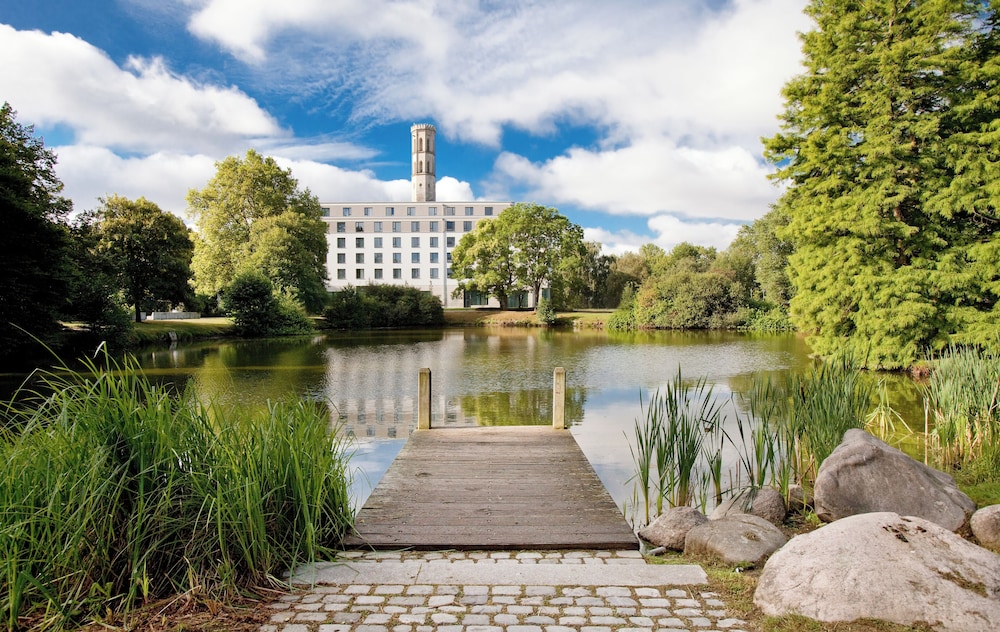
[552,367,566,429]
[418,368,432,429]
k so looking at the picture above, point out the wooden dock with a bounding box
[345,426,637,550]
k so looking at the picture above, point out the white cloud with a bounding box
[587,216,744,256]
[494,140,777,222]
[54,145,217,216]
[0,24,283,154]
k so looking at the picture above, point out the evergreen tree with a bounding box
[765,0,999,368]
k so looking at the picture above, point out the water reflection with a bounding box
[121,328,838,514]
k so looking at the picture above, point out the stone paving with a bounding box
[260,550,749,632]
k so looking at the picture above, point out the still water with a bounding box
[128,327,868,521]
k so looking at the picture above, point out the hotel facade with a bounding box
[320,124,513,308]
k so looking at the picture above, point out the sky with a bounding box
[1,0,811,255]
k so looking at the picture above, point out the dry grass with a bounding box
[443,309,611,327]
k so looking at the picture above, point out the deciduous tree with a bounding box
[0,103,72,352]
[451,203,585,310]
[95,195,193,322]
[187,150,328,313]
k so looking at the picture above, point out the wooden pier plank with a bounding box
[344,426,637,550]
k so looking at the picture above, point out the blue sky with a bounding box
[1,0,810,254]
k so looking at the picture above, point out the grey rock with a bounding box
[814,429,975,531]
[638,506,708,551]
[971,504,1000,553]
[710,487,787,526]
[787,483,812,513]
[684,513,787,566]
[754,512,1000,632]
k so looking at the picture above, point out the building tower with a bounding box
[411,124,436,202]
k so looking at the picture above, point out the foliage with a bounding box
[564,241,616,308]
[325,285,444,330]
[922,346,1000,480]
[450,203,586,310]
[535,297,557,326]
[0,354,352,630]
[765,0,1000,369]
[0,103,73,353]
[607,284,638,331]
[223,270,313,337]
[63,216,136,349]
[93,195,194,323]
[187,150,328,313]
[610,243,750,330]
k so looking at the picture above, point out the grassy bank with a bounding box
[0,355,352,631]
[132,316,235,345]
[443,309,612,328]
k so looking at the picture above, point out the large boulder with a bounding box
[710,487,787,526]
[684,513,787,566]
[638,506,708,551]
[754,512,1000,632]
[971,505,1000,553]
[814,429,975,531]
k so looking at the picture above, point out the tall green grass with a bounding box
[922,346,1000,479]
[630,360,876,526]
[0,354,352,630]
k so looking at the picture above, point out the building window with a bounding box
[430,236,439,248]
[465,206,474,216]
[336,222,346,233]
[393,252,402,264]
[411,253,420,263]
[374,221,382,232]
[342,207,351,217]
[485,206,494,216]
[337,253,346,264]
[430,268,439,279]
[392,237,401,248]
[447,252,453,262]
[393,268,401,279]
[428,207,437,216]
[374,253,383,264]
[392,221,401,232]
[407,207,416,216]
[445,221,455,232]
[430,252,439,263]
[385,206,395,216]
[337,269,346,279]
[356,237,364,247]
[463,221,473,232]
[374,269,383,279]
[337,237,346,248]
[321,206,331,217]
[446,237,455,247]
[364,207,372,216]
[355,253,364,264]
[430,221,439,232]
[411,221,420,232]
[356,222,364,232]
[411,236,420,247]
[356,269,364,279]
[444,206,455,216]
[411,268,420,279]
[374,237,383,248]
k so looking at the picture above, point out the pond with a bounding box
[7,328,927,524]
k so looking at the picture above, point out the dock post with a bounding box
[418,368,432,429]
[553,367,566,429]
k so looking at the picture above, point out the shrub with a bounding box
[224,271,312,337]
[536,297,557,326]
[324,285,443,329]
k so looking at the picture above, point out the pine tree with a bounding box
[766,0,999,368]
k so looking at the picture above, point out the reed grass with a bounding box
[0,353,352,631]
[922,346,1000,479]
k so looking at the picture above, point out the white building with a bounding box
[320,124,512,307]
